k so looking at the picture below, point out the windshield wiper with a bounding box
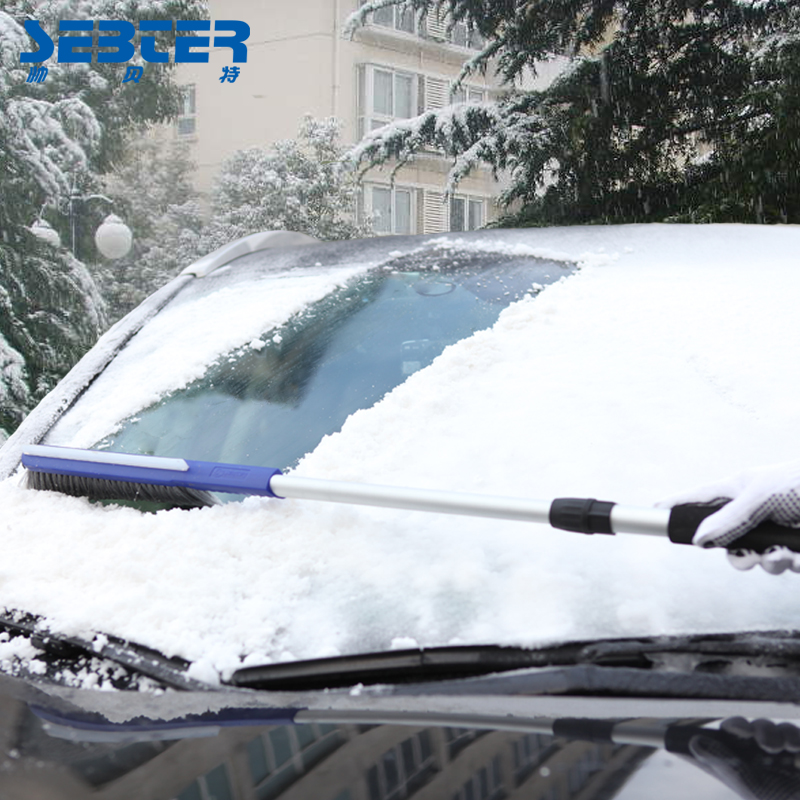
[229,645,560,691]
[229,633,800,700]
[6,611,799,700]
[0,610,209,691]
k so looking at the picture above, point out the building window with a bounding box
[451,85,488,104]
[367,186,415,235]
[358,65,417,134]
[177,764,233,800]
[450,20,485,50]
[421,11,484,49]
[370,2,417,34]
[245,723,344,799]
[366,731,437,800]
[176,84,196,136]
[452,756,504,800]
[450,196,485,231]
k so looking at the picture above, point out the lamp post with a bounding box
[66,190,133,261]
[29,219,61,248]
[94,213,133,259]
[31,190,133,261]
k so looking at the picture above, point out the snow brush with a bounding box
[21,444,800,554]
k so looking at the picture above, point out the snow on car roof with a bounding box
[2,223,800,685]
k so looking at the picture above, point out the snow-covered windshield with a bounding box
[3,225,800,684]
[45,238,570,462]
[75,253,566,485]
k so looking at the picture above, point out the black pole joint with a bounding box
[549,498,616,534]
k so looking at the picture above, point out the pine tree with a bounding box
[202,116,371,251]
[0,242,105,439]
[348,0,800,225]
[5,0,207,171]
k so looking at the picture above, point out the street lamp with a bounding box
[94,214,133,259]
[30,190,133,260]
[29,219,61,248]
[66,190,133,261]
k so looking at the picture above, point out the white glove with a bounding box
[658,461,800,574]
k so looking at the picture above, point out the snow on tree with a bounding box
[5,0,208,171]
[202,116,371,251]
[347,0,800,225]
[0,12,105,439]
[0,241,106,441]
[97,136,204,322]
[0,0,208,439]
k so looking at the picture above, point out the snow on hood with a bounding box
[2,223,800,684]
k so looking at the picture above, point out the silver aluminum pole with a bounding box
[269,475,554,524]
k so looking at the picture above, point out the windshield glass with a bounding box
[86,252,563,477]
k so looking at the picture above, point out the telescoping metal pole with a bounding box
[20,445,800,554]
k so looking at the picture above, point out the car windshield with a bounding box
[50,246,567,479]
[3,222,795,682]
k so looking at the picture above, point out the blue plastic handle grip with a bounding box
[22,450,283,498]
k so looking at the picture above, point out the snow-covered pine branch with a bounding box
[346,0,800,225]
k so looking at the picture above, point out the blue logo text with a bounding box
[20,20,249,64]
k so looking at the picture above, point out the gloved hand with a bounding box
[658,461,800,574]
[687,717,800,800]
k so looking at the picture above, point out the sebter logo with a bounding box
[20,20,250,64]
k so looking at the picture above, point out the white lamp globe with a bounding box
[30,219,61,248]
[94,214,132,259]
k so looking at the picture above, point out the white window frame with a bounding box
[366,1,419,35]
[421,10,485,50]
[176,84,196,137]
[450,84,488,104]
[358,65,418,136]
[364,184,416,235]
[448,19,485,50]
[449,195,487,232]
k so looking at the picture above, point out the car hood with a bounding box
[1,629,799,800]
[3,661,788,800]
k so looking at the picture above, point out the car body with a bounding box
[1,224,800,799]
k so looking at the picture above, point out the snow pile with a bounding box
[3,224,800,684]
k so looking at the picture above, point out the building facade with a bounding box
[175,0,508,235]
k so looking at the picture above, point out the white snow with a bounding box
[45,265,368,448]
[3,224,800,685]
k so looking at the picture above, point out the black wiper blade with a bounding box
[575,631,800,678]
[582,630,800,660]
[0,610,210,691]
[229,632,800,693]
[229,645,584,691]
